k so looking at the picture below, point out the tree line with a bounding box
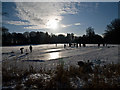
[1,18,120,46]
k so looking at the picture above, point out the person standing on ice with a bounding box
[20,48,24,54]
[64,44,66,48]
[98,43,100,48]
[29,45,32,52]
[83,43,86,47]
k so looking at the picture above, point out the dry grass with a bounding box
[84,63,120,88]
[2,61,120,89]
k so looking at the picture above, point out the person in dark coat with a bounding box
[29,45,32,52]
[83,43,86,47]
[98,43,100,48]
[64,44,66,48]
[20,48,24,54]
[76,43,78,48]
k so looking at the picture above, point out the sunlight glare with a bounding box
[49,52,60,59]
[46,19,58,30]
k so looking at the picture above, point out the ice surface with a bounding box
[2,44,119,70]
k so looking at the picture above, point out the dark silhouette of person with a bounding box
[98,43,100,48]
[20,48,24,54]
[29,45,32,52]
[64,44,66,48]
[69,43,72,47]
[79,43,81,47]
[76,43,78,48]
[83,43,86,47]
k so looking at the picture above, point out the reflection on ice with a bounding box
[2,44,118,62]
[49,52,60,60]
[47,49,61,52]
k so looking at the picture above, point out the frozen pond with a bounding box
[2,44,119,64]
[2,44,119,71]
[2,44,63,61]
[2,44,98,60]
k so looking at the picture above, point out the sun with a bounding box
[46,19,58,30]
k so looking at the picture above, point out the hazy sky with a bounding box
[2,2,118,36]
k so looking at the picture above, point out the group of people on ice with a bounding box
[20,43,108,54]
[63,43,107,48]
[20,45,33,54]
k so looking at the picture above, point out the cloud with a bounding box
[61,24,72,28]
[24,25,46,30]
[9,2,81,30]
[7,21,30,25]
[60,22,81,28]
[6,2,97,30]
[74,23,81,26]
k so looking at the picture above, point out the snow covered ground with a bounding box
[2,44,119,70]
